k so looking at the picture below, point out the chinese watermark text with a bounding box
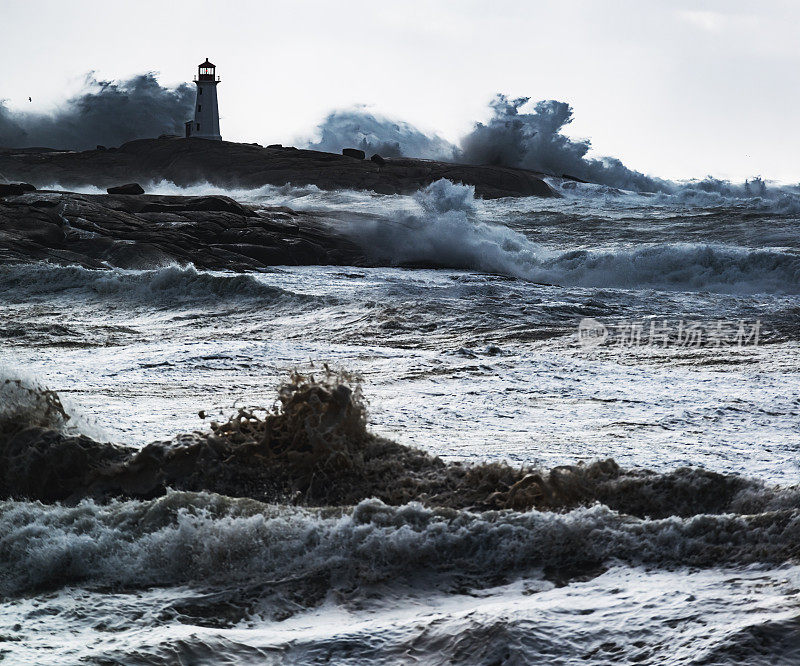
[577,318,760,348]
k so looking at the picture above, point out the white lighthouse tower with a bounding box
[185,58,221,140]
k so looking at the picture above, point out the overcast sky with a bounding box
[2,0,798,182]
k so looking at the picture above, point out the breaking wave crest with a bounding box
[1,370,799,599]
[346,179,800,294]
[554,176,800,213]
[664,184,800,214]
[535,243,800,294]
[0,373,71,440]
[0,263,316,304]
[0,367,105,444]
[1,491,798,597]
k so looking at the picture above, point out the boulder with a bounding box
[96,145,107,151]
[342,148,366,160]
[370,154,386,165]
[267,143,283,149]
[107,183,145,195]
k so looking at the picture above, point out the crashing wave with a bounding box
[0,263,318,304]
[304,107,459,161]
[554,175,800,211]
[2,490,800,598]
[2,368,798,516]
[1,369,798,598]
[302,97,668,192]
[301,95,800,206]
[343,179,800,294]
[0,375,71,440]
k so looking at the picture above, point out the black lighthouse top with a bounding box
[198,59,216,81]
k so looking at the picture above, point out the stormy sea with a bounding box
[1,174,799,664]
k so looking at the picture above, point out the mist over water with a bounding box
[0,73,193,150]
[305,95,800,199]
[304,107,458,161]
[458,96,671,192]
[303,95,668,191]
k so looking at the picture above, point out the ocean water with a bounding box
[1,178,799,664]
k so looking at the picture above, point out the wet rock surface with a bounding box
[0,183,36,197]
[0,136,558,199]
[0,190,367,269]
[106,183,145,195]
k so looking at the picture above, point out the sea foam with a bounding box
[338,180,800,294]
[1,491,798,598]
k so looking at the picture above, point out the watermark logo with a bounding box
[577,318,608,347]
[577,318,761,348]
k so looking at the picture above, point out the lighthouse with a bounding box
[185,58,221,141]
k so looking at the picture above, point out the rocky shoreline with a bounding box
[0,136,558,199]
[0,137,562,270]
[0,189,367,269]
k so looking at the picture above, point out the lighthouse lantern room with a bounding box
[185,58,221,140]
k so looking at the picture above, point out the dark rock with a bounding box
[343,148,366,160]
[100,242,176,270]
[370,154,386,165]
[96,145,107,151]
[267,143,283,149]
[0,147,61,155]
[0,426,133,503]
[137,195,257,217]
[562,173,589,183]
[107,183,145,195]
[0,137,558,199]
[0,191,367,270]
[0,183,34,197]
